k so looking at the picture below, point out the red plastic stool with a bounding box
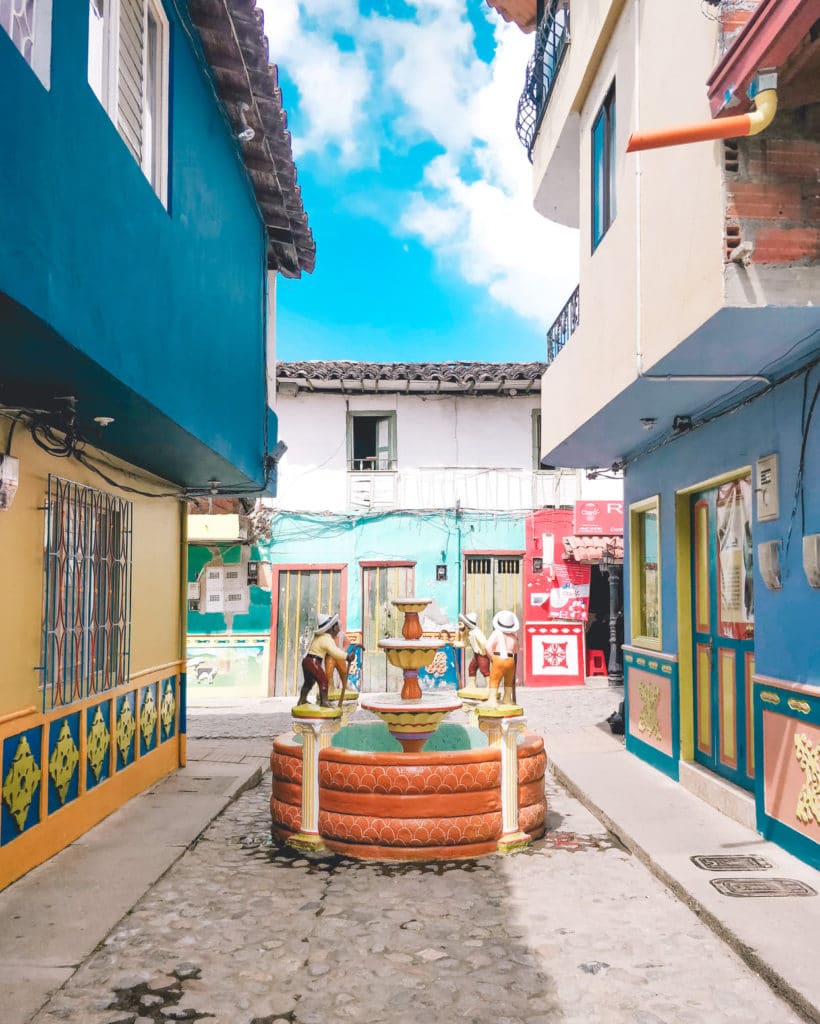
[586,649,608,677]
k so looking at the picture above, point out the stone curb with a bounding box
[549,760,819,1024]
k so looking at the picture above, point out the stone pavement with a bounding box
[2,687,816,1024]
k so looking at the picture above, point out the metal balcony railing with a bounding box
[516,1,571,159]
[546,285,579,364]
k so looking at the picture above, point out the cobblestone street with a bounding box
[29,690,804,1024]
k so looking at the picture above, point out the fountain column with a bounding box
[497,716,531,853]
[288,712,341,852]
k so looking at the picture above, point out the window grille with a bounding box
[42,476,133,710]
[466,557,492,575]
[497,558,521,575]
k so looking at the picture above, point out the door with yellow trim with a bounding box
[691,477,755,791]
[361,563,415,692]
[272,567,344,697]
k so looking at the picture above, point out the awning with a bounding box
[563,535,624,565]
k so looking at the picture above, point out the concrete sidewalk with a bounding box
[0,737,269,1024]
[547,725,820,1024]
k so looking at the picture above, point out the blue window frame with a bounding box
[592,82,616,250]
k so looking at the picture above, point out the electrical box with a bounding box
[755,454,779,522]
[0,455,19,510]
[757,539,782,591]
[803,534,820,589]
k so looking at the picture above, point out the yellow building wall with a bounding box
[0,421,184,889]
[0,425,182,717]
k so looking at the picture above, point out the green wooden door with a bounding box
[691,477,755,791]
[272,567,343,697]
[360,564,415,692]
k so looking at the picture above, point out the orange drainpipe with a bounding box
[627,72,777,153]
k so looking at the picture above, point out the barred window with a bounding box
[42,477,133,710]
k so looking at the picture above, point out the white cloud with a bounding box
[258,0,579,325]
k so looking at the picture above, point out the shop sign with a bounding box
[574,500,624,536]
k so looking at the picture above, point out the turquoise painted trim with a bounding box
[624,654,680,780]
[753,680,819,869]
[626,730,680,781]
[0,2,268,486]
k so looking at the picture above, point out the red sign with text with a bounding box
[573,500,624,536]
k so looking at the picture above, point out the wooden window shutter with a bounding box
[117,0,144,164]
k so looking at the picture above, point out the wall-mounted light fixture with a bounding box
[640,418,657,431]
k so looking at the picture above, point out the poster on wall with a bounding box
[716,478,754,640]
[524,509,590,623]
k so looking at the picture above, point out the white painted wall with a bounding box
[272,390,621,513]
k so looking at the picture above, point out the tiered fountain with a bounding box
[359,598,462,752]
[270,598,547,860]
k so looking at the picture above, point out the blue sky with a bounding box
[260,0,579,363]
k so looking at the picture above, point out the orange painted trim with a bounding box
[0,706,37,726]
[0,740,178,891]
[316,786,502,818]
[745,651,756,776]
[693,500,710,633]
[718,648,738,770]
[627,112,753,152]
[319,746,502,767]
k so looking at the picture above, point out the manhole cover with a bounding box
[541,831,621,852]
[691,854,773,871]
[710,877,817,898]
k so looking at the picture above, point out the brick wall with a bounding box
[724,105,820,265]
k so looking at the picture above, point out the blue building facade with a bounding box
[0,0,313,889]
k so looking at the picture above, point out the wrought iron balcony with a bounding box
[546,285,579,364]
[516,1,571,159]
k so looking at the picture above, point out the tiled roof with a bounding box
[277,361,547,394]
[188,0,315,277]
[563,535,624,564]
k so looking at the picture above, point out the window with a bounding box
[42,477,133,710]
[87,0,170,203]
[0,0,52,87]
[591,82,616,250]
[629,496,661,650]
[532,411,556,471]
[348,412,397,472]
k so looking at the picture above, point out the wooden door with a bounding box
[271,566,344,697]
[360,563,415,692]
[691,477,755,791]
[463,554,523,638]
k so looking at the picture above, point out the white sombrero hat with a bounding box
[316,613,339,634]
[492,610,519,633]
[458,612,479,629]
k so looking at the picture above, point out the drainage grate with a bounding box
[710,877,817,898]
[691,854,773,872]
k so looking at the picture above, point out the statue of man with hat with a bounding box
[299,612,355,708]
[458,612,490,689]
[484,609,520,706]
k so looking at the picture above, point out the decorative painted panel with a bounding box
[755,678,820,870]
[159,677,176,742]
[696,644,712,756]
[47,713,81,814]
[1,726,43,844]
[526,623,585,686]
[139,683,158,757]
[694,500,710,632]
[745,653,755,776]
[115,691,137,770]
[86,702,112,791]
[624,650,679,779]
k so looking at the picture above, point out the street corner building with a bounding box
[0,0,314,889]
[513,0,820,868]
